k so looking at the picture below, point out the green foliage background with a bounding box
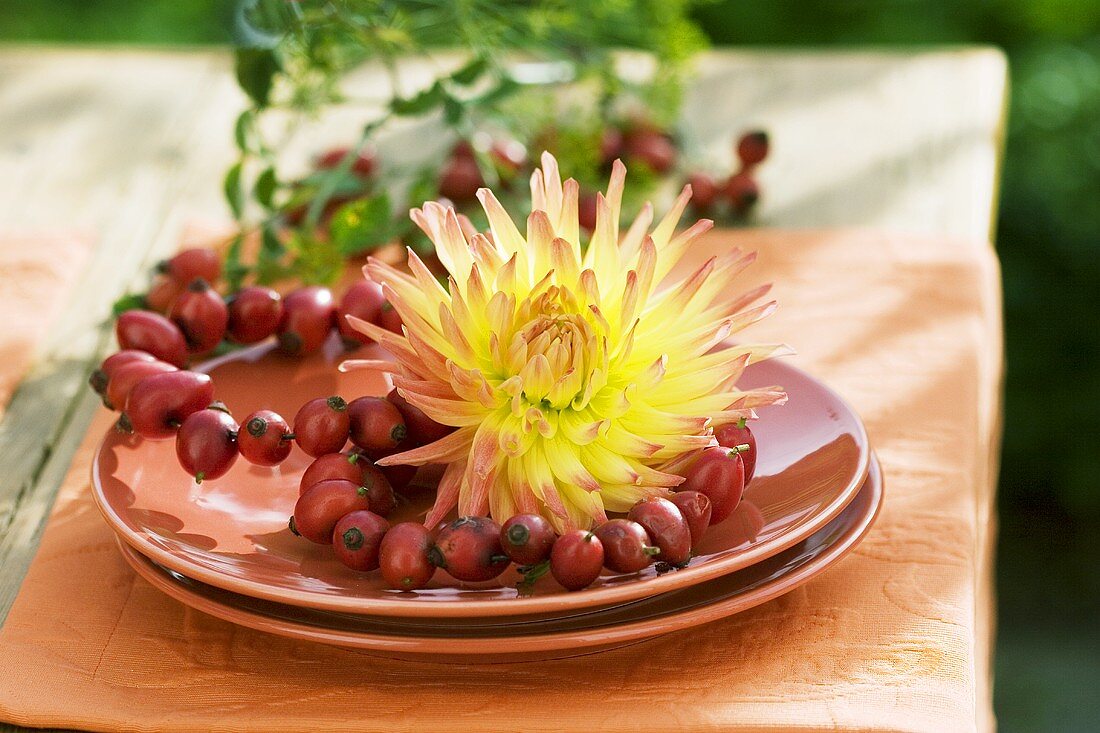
[1,1,1098,730]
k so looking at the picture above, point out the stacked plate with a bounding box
[91,343,881,662]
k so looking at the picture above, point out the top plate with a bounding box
[92,338,869,617]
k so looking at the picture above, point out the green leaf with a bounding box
[233,110,254,151]
[443,94,464,125]
[515,559,551,595]
[406,169,440,209]
[297,169,368,197]
[223,233,248,292]
[235,47,280,108]
[224,161,244,219]
[255,222,287,284]
[404,228,435,257]
[254,166,277,209]
[449,55,488,86]
[390,82,444,116]
[287,230,342,285]
[111,292,147,317]
[474,76,520,108]
[329,194,393,256]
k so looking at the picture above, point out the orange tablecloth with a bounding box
[0,229,1002,732]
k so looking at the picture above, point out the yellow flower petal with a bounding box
[425,460,466,527]
[341,153,786,529]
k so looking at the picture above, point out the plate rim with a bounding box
[116,454,883,656]
[91,357,870,618]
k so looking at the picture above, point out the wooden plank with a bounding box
[0,49,241,625]
[0,45,1006,733]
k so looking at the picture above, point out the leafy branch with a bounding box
[223,0,707,290]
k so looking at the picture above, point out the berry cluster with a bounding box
[356,126,770,239]
[683,131,770,218]
[90,246,411,479]
[92,241,762,594]
[282,139,525,233]
[92,349,429,483]
[119,248,403,363]
[401,124,684,215]
[292,420,756,593]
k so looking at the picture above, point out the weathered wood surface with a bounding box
[0,46,1006,733]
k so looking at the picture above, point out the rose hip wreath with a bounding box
[90,165,772,594]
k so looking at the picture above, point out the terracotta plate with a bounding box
[92,338,869,617]
[117,455,882,661]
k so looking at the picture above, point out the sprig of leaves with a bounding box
[222,0,707,289]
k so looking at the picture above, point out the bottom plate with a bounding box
[119,455,882,663]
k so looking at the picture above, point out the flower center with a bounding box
[498,284,611,426]
[516,312,588,409]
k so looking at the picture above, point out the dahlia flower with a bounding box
[343,153,788,531]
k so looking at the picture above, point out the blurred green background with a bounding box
[1,1,1097,730]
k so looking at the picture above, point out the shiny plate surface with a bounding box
[93,339,869,617]
[118,456,882,660]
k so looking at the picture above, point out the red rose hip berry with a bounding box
[623,128,676,174]
[550,530,605,591]
[299,451,363,495]
[736,130,770,168]
[347,396,406,453]
[175,407,239,482]
[388,388,453,446]
[599,127,624,164]
[378,462,417,492]
[432,516,510,582]
[115,310,188,367]
[169,279,229,353]
[159,248,220,286]
[355,459,396,516]
[337,280,385,347]
[297,452,395,516]
[316,147,376,178]
[687,173,720,212]
[377,302,403,334]
[98,349,157,378]
[669,491,713,546]
[627,497,692,566]
[379,522,436,591]
[90,349,157,397]
[726,171,760,215]
[293,396,350,457]
[500,514,556,566]
[104,359,177,411]
[237,409,293,466]
[145,276,183,313]
[679,446,747,524]
[714,420,757,483]
[438,153,483,203]
[593,519,658,574]
[124,370,215,440]
[278,286,336,355]
[293,479,372,544]
[578,193,598,232]
[227,286,283,344]
[332,510,389,571]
